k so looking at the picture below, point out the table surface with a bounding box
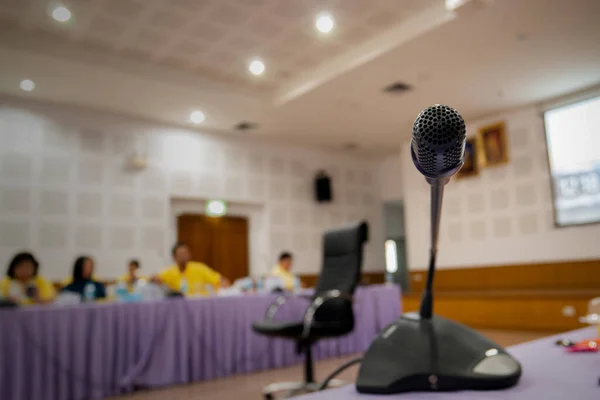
[297,327,599,399]
[0,284,401,400]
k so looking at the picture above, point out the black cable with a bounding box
[317,356,363,391]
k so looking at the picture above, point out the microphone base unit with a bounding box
[356,313,522,394]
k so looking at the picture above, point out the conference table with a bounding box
[0,284,401,400]
[296,326,600,400]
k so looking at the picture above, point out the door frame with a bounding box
[170,197,267,277]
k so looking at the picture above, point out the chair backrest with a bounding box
[312,221,368,329]
[314,220,369,296]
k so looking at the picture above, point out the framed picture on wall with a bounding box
[457,137,479,179]
[478,122,509,167]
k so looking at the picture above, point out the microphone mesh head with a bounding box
[411,104,466,177]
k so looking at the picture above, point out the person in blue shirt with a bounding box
[61,256,106,301]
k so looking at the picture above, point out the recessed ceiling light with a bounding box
[190,110,205,124]
[20,79,35,92]
[248,59,265,76]
[444,0,464,11]
[51,5,72,22]
[316,12,334,33]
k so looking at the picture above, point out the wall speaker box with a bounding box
[315,172,332,202]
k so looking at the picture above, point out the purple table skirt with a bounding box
[296,326,600,400]
[0,284,401,400]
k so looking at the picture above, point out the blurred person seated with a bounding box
[62,256,106,302]
[61,271,98,287]
[152,242,230,296]
[268,251,304,290]
[0,252,55,305]
[117,259,146,293]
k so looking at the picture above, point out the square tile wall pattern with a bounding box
[0,102,383,280]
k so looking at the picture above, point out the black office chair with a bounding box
[252,221,368,399]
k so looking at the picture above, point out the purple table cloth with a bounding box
[0,284,401,400]
[296,326,600,400]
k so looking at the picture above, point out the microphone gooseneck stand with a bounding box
[420,177,450,387]
[355,105,522,394]
[419,176,449,320]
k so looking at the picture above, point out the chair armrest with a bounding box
[302,290,353,339]
[265,295,288,321]
[265,294,312,321]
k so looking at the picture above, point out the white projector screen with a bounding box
[544,95,600,227]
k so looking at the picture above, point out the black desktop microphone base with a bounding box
[356,313,522,394]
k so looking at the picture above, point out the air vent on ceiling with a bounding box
[383,82,413,95]
[235,122,258,131]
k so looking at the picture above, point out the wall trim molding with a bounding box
[409,258,600,293]
[299,271,385,288]
[404,258,599,332]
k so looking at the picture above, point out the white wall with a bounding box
[378,154,403,201]
[0,97,384,280]
[402,105,600,270]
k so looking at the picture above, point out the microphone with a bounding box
[411,105,466,319]
[356,105,521,394]
[411,104,466,182]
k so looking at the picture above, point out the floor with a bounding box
[108,329,551,400]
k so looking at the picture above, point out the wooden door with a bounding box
[177,214,249,282]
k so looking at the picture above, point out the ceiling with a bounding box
[0,0,434,87]
[0,0,599,154]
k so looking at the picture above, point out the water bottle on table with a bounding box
[132,278,146,301]
[293,277,301,292]
[115,281,129,301]
[8,282,26,303]
[180,278,188,295]
[255,277,264,293]
[83,283,96,302]
[134,278,147,291]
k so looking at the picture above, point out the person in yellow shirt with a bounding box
[117,259,146,292]
[153,242,230,296]
[0,252,55,305]
[268,252,303,290]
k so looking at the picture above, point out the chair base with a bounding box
[262,379,346,399]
